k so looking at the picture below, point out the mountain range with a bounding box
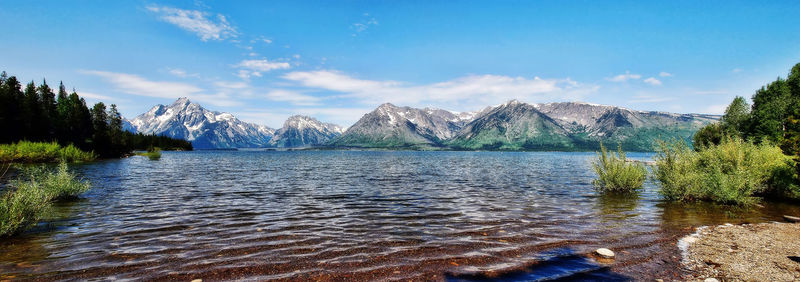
[125,98,717,151]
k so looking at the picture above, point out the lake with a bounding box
[1,151,798,280]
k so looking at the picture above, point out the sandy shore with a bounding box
[680,221,800,281]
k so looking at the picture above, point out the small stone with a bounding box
[595,248,615,258]
[256,228,263,232]
[191,279,202,282]
[655,279,664,282]
[704,278,719,282]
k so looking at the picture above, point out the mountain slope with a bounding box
[129,98,275,149]
[449,101,716,151]
[447,100,575,150]
[268,115,344,148]
[329,103,477,148]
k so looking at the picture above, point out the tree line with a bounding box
[0,71,192,157]
[694,62,800,182]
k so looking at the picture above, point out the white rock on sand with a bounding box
[595,248,615,258]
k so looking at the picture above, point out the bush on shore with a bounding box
[136,147,161,160]
[0,162,90,237]
[592,143,647,193]
[654,138,795,205]
[0,141,96,163]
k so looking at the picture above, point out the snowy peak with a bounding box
[283,115,344,134]
[129,98,275,149]
[268,115,344,148]
[331,103,483,148]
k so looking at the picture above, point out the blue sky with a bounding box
[1,1,799,128]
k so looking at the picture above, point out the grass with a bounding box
[0,162,91,237]
[591,143,647,193]
[653,138,793,205]
[136,147,162,160]
[0,141,96,163]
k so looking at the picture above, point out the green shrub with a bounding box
[0,141,96,163]
[654,138,792,204]
[136,147,161,160]
[0,162,90,237]
[0,179,51,237]
[592,143,647,193]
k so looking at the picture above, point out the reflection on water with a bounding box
[0,151,798,280]
[596,193,641,223]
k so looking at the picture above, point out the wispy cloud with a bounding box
[250,35,272,44]
[81,70,240,107]
[731,68,743,73]
[82,70,203,98]
[214,81,249,89]
[350,14,378,36]
[606,71,642,82]
[75,91,114,101]
[659,72,673,77]
[235,59,291,79]
[236,59,291,72]
[166,67,199,78]
[146,5,237,41]
[282,70,597,110]
[265,90,321,106]
[643,77,662,86]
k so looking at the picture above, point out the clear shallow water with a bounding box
[1,151,799,281]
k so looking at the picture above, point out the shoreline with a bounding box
[680,221,800,280]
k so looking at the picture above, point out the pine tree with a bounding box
[0,72,9,143]
[2,76,24,142]
[90,102,110,156]
[37,79,57,141]
[22,81,41,140]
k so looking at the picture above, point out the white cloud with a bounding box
[81,70,239,107]
[282,70,597,110]
[250,36,272,44]
[265,90,321,106]
[82,70,203,98]
[236,59,291,72]
[146,5,237,41]
[659,71,673,77]
[214,81,249,89]
[643,77,662,86]
[234,59,290,80]
[76,91,114,101]
[166,67,198,78]
[350,16,378,36]
[607,71,642,82]
[732,68,743,73]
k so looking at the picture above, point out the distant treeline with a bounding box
[0,71,192,157]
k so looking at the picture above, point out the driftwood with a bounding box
[783,215,800,223]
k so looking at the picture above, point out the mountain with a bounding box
[268,115,344,148]
[446,100,575,150]
[329,103,478,149]
[448,100,717,151]
[128,98,275,149]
